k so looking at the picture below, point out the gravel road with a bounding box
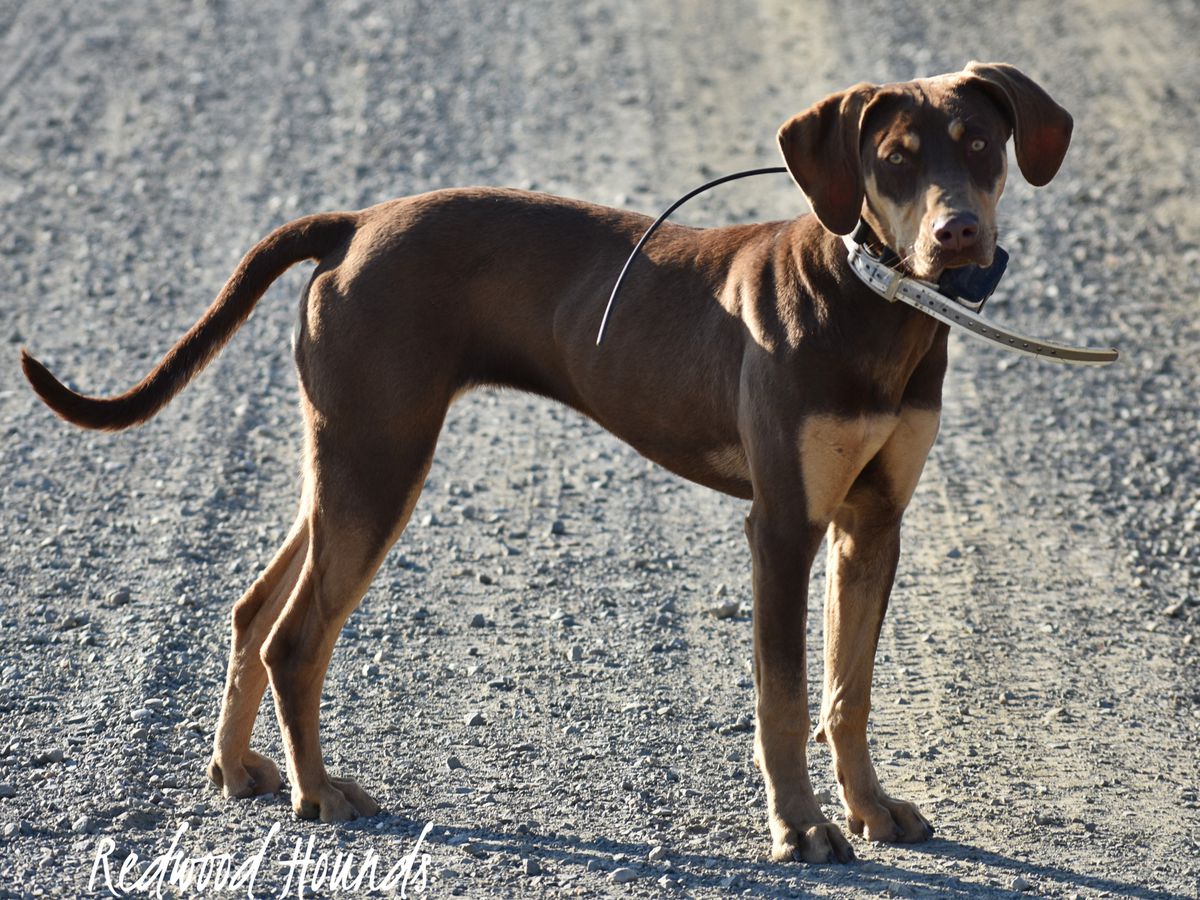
[1,1,1198,897]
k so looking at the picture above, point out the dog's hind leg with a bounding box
[208,499,310,799]
[260,406,442,822]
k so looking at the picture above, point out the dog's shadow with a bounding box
[351,814,1189,898]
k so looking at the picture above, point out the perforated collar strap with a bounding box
[841,234,1119,366]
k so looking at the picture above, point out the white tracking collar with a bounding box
[842,234,1119,366]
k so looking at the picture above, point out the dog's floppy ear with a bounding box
[777,83,877,235]
[963,61,1073,186]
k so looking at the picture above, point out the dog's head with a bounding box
[777,62,1072,281]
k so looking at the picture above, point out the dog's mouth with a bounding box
[911,242,995,283]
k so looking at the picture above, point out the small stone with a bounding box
[465,711,486,727]
[522,858,541,876]
[549,520,566,536]
[0,784,16,799]
[130,708,153,722]
[1043,706,1069,723]
[71,815,94,834]
[446,755,465,771]
[117,809,163,830]
[946,547,961,559]
[1011,875,1032,891]
[476,573,494,586]
[35,748,64,765]
[610,867,638,884]
[647,845,666,862]
[361,663,379,678]
[709,601,739,620]
[1161,601,1184,618]
[469,613,487,628]
[2,822,19,837]
[567,645,584,663]
[105,588,132,607]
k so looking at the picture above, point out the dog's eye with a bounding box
[887,151,905,165]
[968,138,987,152]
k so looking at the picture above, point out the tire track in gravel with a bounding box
[0,3,70,116]
[913,364,1197,895]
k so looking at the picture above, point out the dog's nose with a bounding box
[932,212,980,251]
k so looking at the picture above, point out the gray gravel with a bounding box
[1,0,1198,897]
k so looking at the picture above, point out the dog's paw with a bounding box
[846,794,933,844]
[770,821,855,864]
[293,776,381,823]
[208,749,283,799]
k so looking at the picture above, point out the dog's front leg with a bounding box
[745,504,854,863]
[817,408,939,844]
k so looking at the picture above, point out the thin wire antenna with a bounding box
[594,166,787,346]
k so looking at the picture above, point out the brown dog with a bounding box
[22,61,1071,863]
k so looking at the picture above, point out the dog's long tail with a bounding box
[20,211,357,431]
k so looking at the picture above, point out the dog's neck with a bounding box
[849,219,902,269]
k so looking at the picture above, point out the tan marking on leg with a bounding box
[798,414,897,522]
[208,511,309,799]
[815,409,940,844]
[874,407,940,506]
[264,529,385,822]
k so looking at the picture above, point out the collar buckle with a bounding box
[882,268,904,302]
